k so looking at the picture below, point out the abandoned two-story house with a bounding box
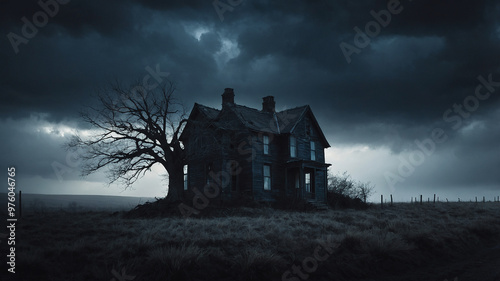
[179,88,330,203]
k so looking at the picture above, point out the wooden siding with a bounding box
[249,133,289,201]
[314,169,327,202]
[290,114,326,163]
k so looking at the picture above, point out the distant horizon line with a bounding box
[0,192,156,198]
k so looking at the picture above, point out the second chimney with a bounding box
[262,96,275,112]
[222,88,235,106]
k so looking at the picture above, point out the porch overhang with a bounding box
[284,160,330,203]
[285,159,331,169]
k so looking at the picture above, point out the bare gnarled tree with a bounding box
[67,80,188,202]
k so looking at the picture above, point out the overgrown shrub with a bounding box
[327,171,373,209]
[327,191,368,209]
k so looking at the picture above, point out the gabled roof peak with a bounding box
[186,90,329,147]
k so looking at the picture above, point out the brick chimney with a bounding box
[262,96,275,112]
[222,88,234,106]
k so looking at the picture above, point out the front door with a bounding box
[289,167,315,200]
[305,170,315,200]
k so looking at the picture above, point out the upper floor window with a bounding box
[263,164,271,190]
[290,136,297,158]
[183,165,188,190]
[310,141,316,161]
[263,135,269,155]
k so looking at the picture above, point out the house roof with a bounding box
[195,103,220,119]
[230,104,304,133]
[184,102,330,147]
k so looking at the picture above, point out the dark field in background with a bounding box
[1,196,500,281]
[0,193,155,213]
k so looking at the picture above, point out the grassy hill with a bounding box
[2,202,500,281]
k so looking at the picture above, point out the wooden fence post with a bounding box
[475,196,477,203]
[390,194,393,206]
[381,195,383,208]
[433,194,436,204]
[483,196,485,203]
[420,195,422,205]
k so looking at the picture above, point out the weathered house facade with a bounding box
[180,88,330,203]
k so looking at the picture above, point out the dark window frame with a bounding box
[310,141,316,161]
[263,164,271,191]
[183,164,188,191]
[290,136,297,158]
[263,135,269,155]
[206,162,213,185]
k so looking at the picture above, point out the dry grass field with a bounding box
[3,202,500,281]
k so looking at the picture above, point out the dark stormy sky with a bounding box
[1,0,499,201]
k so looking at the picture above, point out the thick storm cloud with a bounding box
[1,0,499,199]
